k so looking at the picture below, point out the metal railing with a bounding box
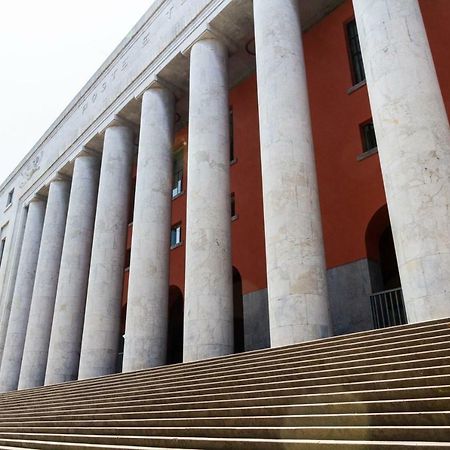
[370,287,407,329]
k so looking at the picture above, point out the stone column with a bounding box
[0,197,46,392]
[183,37,234,362]
[253,0,331,347]
[18,176,71,390]
[78,123,134,379]
[45,152,100,385]
[353,0,450,322]
[122,86,175,372]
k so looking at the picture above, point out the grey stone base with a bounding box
[243,289,270,351]
[327,259,379,336]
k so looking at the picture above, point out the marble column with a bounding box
[45,152,100,385]
[78,124,134,379]
[353,0,450,322]
[253,0,331,347]
[18,176,71,390]
[0,197,46,392]
[183,37,234,362]
[123,86,175,372]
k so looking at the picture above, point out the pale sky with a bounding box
[0,0,156,186]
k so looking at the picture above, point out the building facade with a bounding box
[0,0,449,392]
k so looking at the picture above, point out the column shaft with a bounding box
[184,38,233,362]
[0,199,46,392]
[45,154,100,385]
[123,87,175,372]
[353,0,450,322]
[19,178,71,389]
[78,125,134,379]
[253,0,331,347]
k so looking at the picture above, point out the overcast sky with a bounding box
[0,0,155,185]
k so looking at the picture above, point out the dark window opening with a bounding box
[172,148,184,198]
[124,249,131,270]
[231,193,236,219]
[6,189,14,208]
[233,267,245,353]
[229,108,235,163]
[347,19,365,85]
[167,286,184,364]
[361,121,377,152]
[0,238,5,268]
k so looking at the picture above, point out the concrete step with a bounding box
[0,433,450,449]
[3,426,450,441]
[0,400,448,425]
[2,376,449,418]
[0,319,448,449]
[0,385,450,423]
[2,320,448,403]
[2,327,449,406]
[2,345,449,410]
[3,364,449,418]
[0,438,449,450]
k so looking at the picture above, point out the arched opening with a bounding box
[167,286,184,365]
[233,267,245,353]
[365,205,406,328]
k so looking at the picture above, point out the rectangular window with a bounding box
[170,223,182,248]
[172,148,184,198]
[361,121,378,152]
[6,189,14,208]
[0,238,5,268]
[229,108,235,163]
[231,193,237,219]
[347,19,365,85]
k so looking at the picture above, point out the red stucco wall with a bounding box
[122,0,450,304]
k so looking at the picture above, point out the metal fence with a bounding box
[370,287,407,329]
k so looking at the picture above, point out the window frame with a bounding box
[345,18,366,86]
[360,119,378,153]
[170,223,182,249]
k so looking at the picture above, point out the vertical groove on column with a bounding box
[253,0,331,347]
[184,38,234,363]
[45,153,100,385]
[78,125,134,380]
[353,0,450,323]
[18,177,71,390]
[123,87,175,372]
[0,199,46,392]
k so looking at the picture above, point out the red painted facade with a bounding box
[122,0,450,313]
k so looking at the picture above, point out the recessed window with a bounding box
[6,189,14,208]
[172,148,184,198]
[0,238,6,268]
[229,108,235,163]
[231,193,237,220]
[361,121,378,152]
[170,223,182,248]
[347,19,365,85]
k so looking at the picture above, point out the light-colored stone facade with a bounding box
[0,0,448,392]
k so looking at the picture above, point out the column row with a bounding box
[1,0,448,393]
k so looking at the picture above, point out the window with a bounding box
[6,189,14,208]
[231,193,237,219]
[172,148,184,198]
[229,108,235,163]
[0,238,5,268]
[361,121,378,152]
[347,19,365,85]
[170,223,182,248]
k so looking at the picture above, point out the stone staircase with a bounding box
[0,319,449,449]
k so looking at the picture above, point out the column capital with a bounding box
[27,193,47,205]
[102,114,139,136]
[136,76,183,101]
[78,146,101,159]
[181,25,238,58]
[48,172,71,185]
